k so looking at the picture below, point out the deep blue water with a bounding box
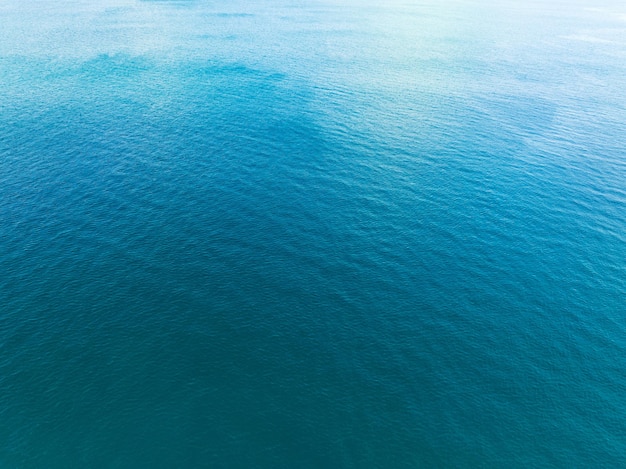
[1,0,626,467]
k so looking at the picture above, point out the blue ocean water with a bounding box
[1,0,626,466]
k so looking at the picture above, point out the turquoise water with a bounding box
[2,0,626,466]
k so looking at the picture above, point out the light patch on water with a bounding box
[562,34,617,44]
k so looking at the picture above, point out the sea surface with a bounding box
[1,0,626,467]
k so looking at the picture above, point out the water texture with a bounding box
[1,0,626,467]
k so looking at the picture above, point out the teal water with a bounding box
[2,0,626,467]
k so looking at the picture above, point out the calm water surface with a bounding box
[1,0,626,467]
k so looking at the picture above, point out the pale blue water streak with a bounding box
[1,0,626,467]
